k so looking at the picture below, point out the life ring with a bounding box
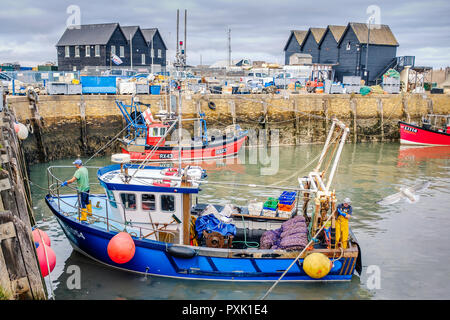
[208,101,216,110]
[161,167,179,176]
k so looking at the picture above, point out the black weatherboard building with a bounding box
[56,23,167,72]
[284,30,307,65]
[284,22,400,84]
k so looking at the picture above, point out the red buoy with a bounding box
[33,228,51,247]
[35,242,56,277]
[107,232,135,264]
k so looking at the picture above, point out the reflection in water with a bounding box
[30,143,450,299]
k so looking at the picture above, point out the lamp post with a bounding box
[365,20,371,84]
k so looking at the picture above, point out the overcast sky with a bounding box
[0,0,449,68]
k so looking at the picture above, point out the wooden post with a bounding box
[79,95,88,154]
[26,91,47,162]
[0,108,47,300]
[377,98,384,142]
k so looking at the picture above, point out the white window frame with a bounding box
[120,192,137,211]
[120,46,125,58]
[95,45,100,57]
[157,49,162,58]
[142,194,156,212]
[65,46,70,58]
[141,53,146,65]
[346,41,351,51]
[160,194,176,212]
[75,45,80,57]
[150,48,154,58]
[111,45,116,56]
[85,45,90,57]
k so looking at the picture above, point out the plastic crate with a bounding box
[263,197,278,210]
[278,191,297,205]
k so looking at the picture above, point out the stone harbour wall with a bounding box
[6,92,450,164]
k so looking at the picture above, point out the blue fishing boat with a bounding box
[45,118,361,283]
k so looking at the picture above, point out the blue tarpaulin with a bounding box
[195,214,236,239]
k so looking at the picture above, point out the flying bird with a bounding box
[377,181,430,205]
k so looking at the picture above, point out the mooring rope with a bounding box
[260,212,334,300]
[84,122,133,165]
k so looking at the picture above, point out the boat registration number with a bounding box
[403,125,418,133]
[159,153,174,159]
[215,147,227,155]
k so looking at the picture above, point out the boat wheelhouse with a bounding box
[399,114,450,146]
[45,118,361,283]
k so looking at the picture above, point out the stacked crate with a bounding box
[277,191,297,218]
[262,198,278,217]
[382,76,400,94]
[343,76,361,94]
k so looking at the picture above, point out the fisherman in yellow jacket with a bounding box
[335,198,352,249]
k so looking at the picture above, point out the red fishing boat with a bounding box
[399,114,450,146]
[116,99,248,162]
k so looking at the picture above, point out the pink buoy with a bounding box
[107,232,135,264]
[33,228,51,247]
[14,123,20,133]
[35,242,56,277]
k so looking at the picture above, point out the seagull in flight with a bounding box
[377,181,430,205]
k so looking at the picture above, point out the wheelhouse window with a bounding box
[95,45,100,57]
[65,46,70,57]
[160,127,166,136]
[120,193,137,210]
[161,195,175,212]
[106,189,117,208]
[142,194,156,211]
[85,45,90,57]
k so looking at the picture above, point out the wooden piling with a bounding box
[0,108,47,300]
[79,95,88,153]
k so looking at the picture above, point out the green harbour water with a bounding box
[29,142,450,300]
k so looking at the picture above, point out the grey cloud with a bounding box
[0,0,448,67]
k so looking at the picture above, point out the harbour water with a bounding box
[29,143,450,300]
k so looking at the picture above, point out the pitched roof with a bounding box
[309,28,326,44]
[121,26,139,41]
[341,22,399,46]
[283,30,307,51]
[328,25,346,42]
[141,28,167,50]
[141,28,157,43]
[56,23,120,46]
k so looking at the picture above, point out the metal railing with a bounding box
[46,165,178,243]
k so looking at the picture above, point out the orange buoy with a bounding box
[33,228,51,247]
[35,242,56,277]
[107,232,135,264]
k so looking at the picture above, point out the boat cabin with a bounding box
[97,159,204,244]
[422,114,450,133]
[146,123,170,146]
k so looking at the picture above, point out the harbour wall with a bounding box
[6,93,450,164]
